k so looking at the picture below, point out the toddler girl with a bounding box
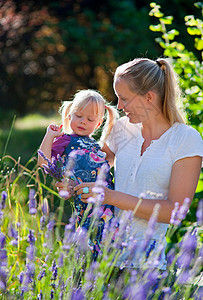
[38,89,118,256]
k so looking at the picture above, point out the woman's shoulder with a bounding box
[172,123,202,141]
[170,123,203,154]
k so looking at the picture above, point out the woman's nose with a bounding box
[117,98,124,110]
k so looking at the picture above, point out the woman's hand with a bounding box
[74,182,111,205]
[74,182,96,203]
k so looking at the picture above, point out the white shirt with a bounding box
[106,116,203,268]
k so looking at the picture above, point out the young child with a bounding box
[38,89,118,256]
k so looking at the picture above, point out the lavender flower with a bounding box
[50,289,54,299]
[59,190,70,199]
[196,199,203,226]
[0,211,4,225]
[37,291,43,300]
[170,198,190,226]
[51,259,58,281]
[47,220,56,231]
[70,288,85,300]
[38,150,64,180]
[0,191,7,210]
[0,233,6,249]
[64,150,77,179]
[42,198,49,215]
[29,189,37,215]
[40,215,46,231]
[27,229,36,245]
[26,262,35,283]
[37,269,46,281]
[142,204,160,251]
[177,231,197,268]
[170,202,180,225]
[18,272,24,284]
[26,244,35,261]
[58,253,64,267]
[0,250,7,260]
[0,266,7,291]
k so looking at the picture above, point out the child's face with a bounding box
[69,103,102,136]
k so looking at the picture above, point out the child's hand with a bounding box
[47,124,64,138]
[56,178,76,200]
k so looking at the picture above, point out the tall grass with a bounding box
[0,155,202,299]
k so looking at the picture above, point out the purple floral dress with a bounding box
[52,134,114,257]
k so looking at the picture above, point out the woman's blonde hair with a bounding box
[59,89,118,144]
[114,58,185,125]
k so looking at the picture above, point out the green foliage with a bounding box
[149,2,203,135]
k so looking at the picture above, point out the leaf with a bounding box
[187,27,202,36]
[195,38,203,50]
[149,24,163,32]
[160,16,173,25]
[163,29,179,40]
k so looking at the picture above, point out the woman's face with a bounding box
[114,78,149,123]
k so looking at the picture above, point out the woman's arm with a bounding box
[101,143,115,168]
[74,156,202,223]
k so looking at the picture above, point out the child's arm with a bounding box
[38,124,63,166]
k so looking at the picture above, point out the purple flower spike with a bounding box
[70,288,85,300]
[42,198,49,215]
[0,233,6,249]
[170,202,180,225]
[47,220,55,231]
[196,199,203,226]
[38,150,65,180]
[26,244,35,261]
[0,280,6,291]
[40,216,46,231]
[59,190,70,199]
[37,269,46,281]
[27,229,36,245]
[37,291,43,300]
[29,189,37,215]
[177,197,190,221]
[18,272,24,284]
[0,191,7,210]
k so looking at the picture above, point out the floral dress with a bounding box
[58,134,115,257]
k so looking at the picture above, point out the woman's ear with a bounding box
[145,91,155,103]
[96,118,103,129]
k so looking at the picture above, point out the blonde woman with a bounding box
[75,58,203,268]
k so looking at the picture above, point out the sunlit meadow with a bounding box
[0,153,202,300]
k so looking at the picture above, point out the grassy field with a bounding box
[0,113,61,165]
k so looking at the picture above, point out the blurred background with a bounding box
[0,0,202,164]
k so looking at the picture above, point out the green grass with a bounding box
[0,113,60,165]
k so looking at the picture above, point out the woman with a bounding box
[73,58,203,268]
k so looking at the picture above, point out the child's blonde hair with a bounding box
[59,89,118,144]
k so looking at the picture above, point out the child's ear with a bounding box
[96,118,103,129]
